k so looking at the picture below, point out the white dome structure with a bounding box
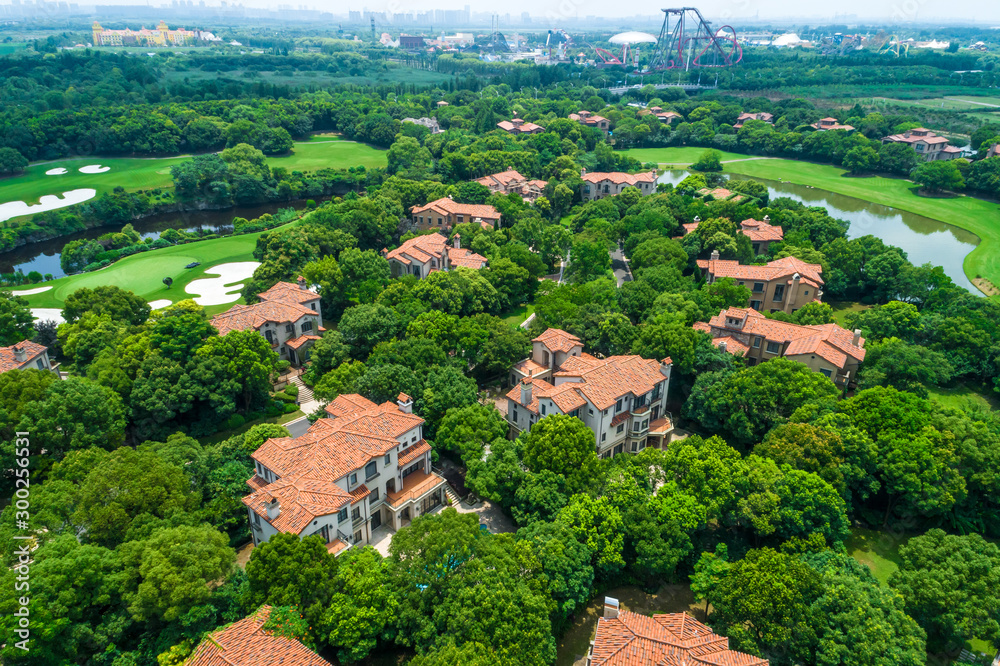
[609,31,657,44]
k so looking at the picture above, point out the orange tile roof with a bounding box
[703,307,865,369]
[740,218,784,242]
[698,256,823,288]
[410,197,501,220]
[533,328,583,353]
[509,355,668,412]
[242,472,353,535]
[0,340,47,373]
[709,335,749,356]
[386,233,448,266]
[186,605,332,666]
[325,394,379,419]
[476,169,527,188]
[590,610,767,666]
[582,171,657,186]
[210,281,318,336]
[398,439,431,466]
[497,118,544,133]
[449,247,488,269]
[286,334,321,350]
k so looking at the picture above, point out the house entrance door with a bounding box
[371,510,381,529]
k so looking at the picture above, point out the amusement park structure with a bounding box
[648,7,742,70]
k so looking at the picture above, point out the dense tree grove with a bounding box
[4,35,1000,666]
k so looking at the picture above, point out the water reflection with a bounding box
[657,170,977,292]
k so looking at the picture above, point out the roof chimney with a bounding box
[398,393,413,414]
[13,345,27,363]
[265,498,280,520]
[453,234,461,250]
[603,597,620,619]
[297,275,307,290]
[710,249,720,261]
[694,216,701,222]
[719,340,727,353]
[763,214,770,222]
[580,168,586,178]
[792,272,800,283]
[520,378,532,406]
[660,357,672,379]
[853,329,862,347]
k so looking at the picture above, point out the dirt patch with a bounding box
[973,277,999,297]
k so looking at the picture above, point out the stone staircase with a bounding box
[443,484,461,505]
[290,375,314,403]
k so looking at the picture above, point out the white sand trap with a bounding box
[79,164,110,174]
[45,167,68,175]
[31,308,64,324]
[0,189,97,223]
[184,261,260,306]
[147,299,173,309]
[11,286,53,296]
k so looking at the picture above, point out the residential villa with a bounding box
[695,307,866,384]
[243,393,448,553]
[384,233,487,279]
[186,605,332,666]
[210,278,323,366]
[882,127,963,161]
[587,598,768,666]
[734,111,774,129]
[811,117,855,132]
[648,107,683,124]
[0,340,53,374]
[475,169,548,202]
[682,216,784,255]
[497,114,545,135]
[580,169,658,201]
[696,252,823,313]
[402,116,442,134]
[409,196,501,232]
[569,109,610,134]
[506,328,674,458]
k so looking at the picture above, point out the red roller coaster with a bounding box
[648,7,742,70]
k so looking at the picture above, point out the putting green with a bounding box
[625,147,1000,295]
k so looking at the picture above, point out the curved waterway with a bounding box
[658,170,978,293]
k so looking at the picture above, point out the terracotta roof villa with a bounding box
[733,111,774,129]
[811,117,855,132]
[580,169,657,201]
[882,127,963,162]
[210,277,323,366]
[186,605,332,666]
[695,307,866,385]
[569,109,611,133]
[383,232,487,279]
[587,598,768,666]
[497,113,545,134]
[0,340,53,374]
[244,393,447,552]
[697,252,823,314]
[410,196,501,232]
[475,168,548,202]
[683,216,784,254]
[507,328,675,458]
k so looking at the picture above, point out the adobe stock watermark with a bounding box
[11,431,32,652]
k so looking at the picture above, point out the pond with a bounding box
[0,199,315,279]
[658,170,978,293]
[555,584,703,666]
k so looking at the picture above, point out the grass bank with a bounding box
[625,147,1000,292]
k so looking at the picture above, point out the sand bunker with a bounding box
[147,299,173,310]
[0,189,97,223]
[184,261,260,306]
[45,167,68,175]
[31,308,64,324]
[11,286,53,296]
[78,165,111,174]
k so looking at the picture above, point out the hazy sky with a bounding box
[340,0,1000,24]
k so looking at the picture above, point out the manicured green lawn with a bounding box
[501,303,534,326]
[827,300,871,326]
[0,156,184,206]
[926,382,1000,411]
[845,527,906,586]
[625,147,756,166]
[19,226,296,312]
[266,137,387,171]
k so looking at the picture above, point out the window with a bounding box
[750,300,762,310]
[772,284,785,302]
[437,217,443,225]
[338,507,348,522]
[371,487,380,501]
[352,507,361,521]
[588,408,594,416]
[36,359,46,370]
[603,408,608,416]
[457,215,464,223]
[365,461,378,479]
[601,433,606,442]
[349,472,357,486]
[753,337,761,348]
[617,424,624,434]
[419,216,424,224]
[311,303,317,311]
[285,324,294,333]
[804,290,809,296]
[385,453,391,465]
[820,368,833,378]
[766,341,781,354]
[541,403,547,416]
[752,282,765,293]
[616,398,623,412]
[301,321,313,333]
[253,511,261,527]
[512,408,518,421]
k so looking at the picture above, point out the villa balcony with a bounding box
[386,470,447,509]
